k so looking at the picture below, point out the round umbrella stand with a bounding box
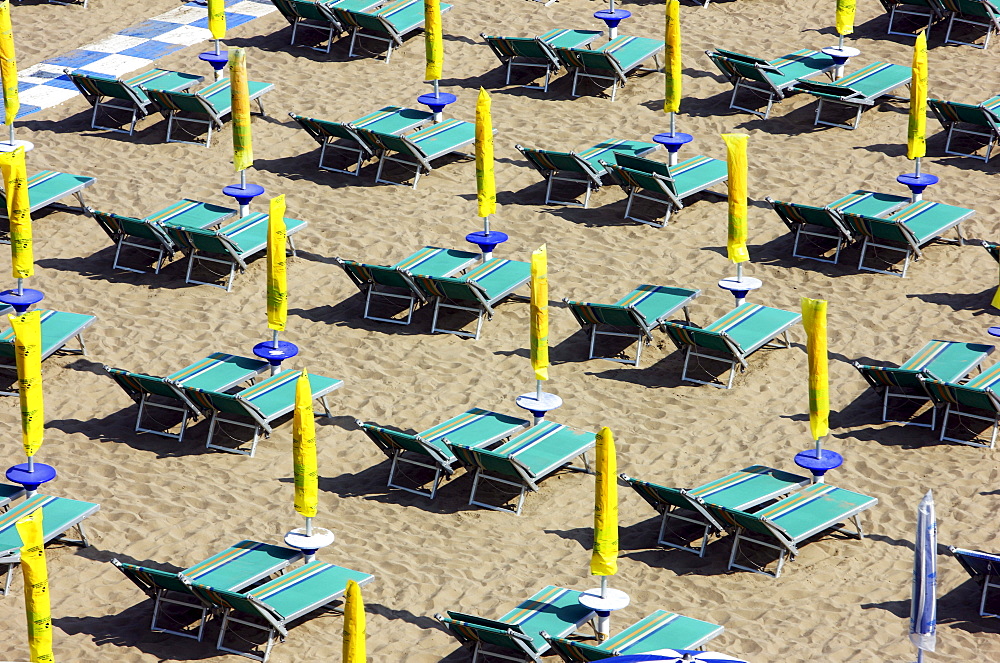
[620,650,749,662]
[285,527,334,564]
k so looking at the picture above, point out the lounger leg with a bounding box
[91,103,100,130]
[680,346,694,383]
[609,81,618,103]
[205,122,213,149]
[472,310,484,340]
[543,68,551,93]
[727,532,742,571]
[165,112,175,143]
[505,59,513,86]
[725,361,737,389]
[256,97,267,118]
[513,485,527,516]
[430,298,442,334]
[634,339,643,366]
[544,173,555,205]
[857,237,870,272]
[571,69,580,97]
[882,389,890,424]
[318,395,332,418]
[348,29,359,58]
[128,108,139,136]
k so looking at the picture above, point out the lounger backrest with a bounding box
[448,442,530,480]
[620,474,693,512]
[555,46,623,76]
[841,211,919,246]
[612,152,671,177]
[950,547,1000,582]
[706,52,777,87]
[65,72,141,106]
[712,48,772,67]
[89,209,168,245]
[661,321,741,355]
[335,1,409,37]
[482,34,550,61]
[287,0,330,21]
[334,258,412,291]
[921,377,1000,412]
[112,559,190,595]
[794,79,861,100]
[186,387,267,424]
[939,0,998,19]
[929,98,1000,128]
[602,163,677,203]
[356,421,452,464]
[269,0,300,23]
[162,223,244,259]
[515,145,589,175]
[104,366,179,402]
[702,502,785,539]
[565,300,645,329]
[855,363,929,390]
[438,613,535,653]
[409,274,488,304]
[289,113,355,144]
[184,580,284,631]
[984,241,1000,263]
[766,197,844,232]
[544,634,608,662]
[145,88,215,116]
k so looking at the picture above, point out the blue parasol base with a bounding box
[417,92,457,122]
[6,462,56,496]
[466,231,508,260]
[594,9,631,38]
[0,287,44,314]
[515,391,562,425]
[253,340,299,374]
[988,326,1000,338]
[794,449,843,483]
[897,173,938,202]
[199,51,229,72]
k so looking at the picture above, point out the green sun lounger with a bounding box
[144,78,273,147]
[447,420,595,515]
[563,284,700,366]
[879,0,947,37]
[940,0,1000,48]
[543,609,724,661]
[703,482,877,577]
[516,139,659,207]
[186,369,343,456]
[555,35,664,101]
[335,245,480,324]
[0,170,95,229]
[661,303,801,389]
[622,466,811,557]
[437,585,596,663]
[0,494,100,595]
[929,95,1000,161]
[357,407,531,498]
[104,352,269,442]
[855,339,994,428]
[334,0,453,63]
[112,539,303,641]
[0,484,25,511]
[277,0,380,53]
[794,62,912,130]
[840,200,972,277]
[290,106,432,175]
[183,560,374,662]
[950,546,1000,617]
[162,212,308,291]
[90,199,237,273]
[705,48,838,119]
[355,117,476,188]
[407,257,531,339]
[65,67,204,134]
[481,29,602,92]
[765,189,910,263]
[601,153,728,226]
[0,310,96,386]
[919,362,1000,448]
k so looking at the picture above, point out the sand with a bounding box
[0,0,999,661]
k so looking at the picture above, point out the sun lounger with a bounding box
[543,609,724,661]
[436,585,596,663]
[357,407,530,498]
[481,29,602,92]
[879,0,947,37]
[144,78,273,147]
[447,420,595,515]
[0,310,96,386]
[765,190,910,264]
[334,0,453,63]
[794,62,912,129]
[183,560,374,662]
[186,369,343,456]
[705,47,837,119]
[516,139,659,207]
[0,484,25,511]
[162,212,307,291]
[929,95,1000,161]
[622,466,810,557]
[940,0,1000,48]
[0,170,95,240]
[276,0,380,52]
[104,352,269,442]
[289,106,432,175]
[0,494,99,595]
[563,285,700,366]
[555,35,664,101]
[840,201,972,277]
[661,303,801,389]
[407,257,531,339]
[703,482,877,577]
[950,546,1000,617]
[112,539,303,641]
[854,339,994,428]
[335,245,480,324]
[355,118,476,188]
[919,363,1000,448]
[89,199,237,273]
[601,153,728,226]
[66,68,204,134]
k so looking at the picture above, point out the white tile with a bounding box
[153,25,212,46]
[155,5,210,25]
[19,63,71,84]
[227,1,277,17]
[76,54,152,77]
[19,85,79,109]
[80,35,147,54]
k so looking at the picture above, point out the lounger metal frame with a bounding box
[481,33,565,92]
[950,546,1000,617]
[414,276,527,340]
[105,366,206,442]
[0,315,93,375]
[855,215,967,278]
[182,233,298,292]
[671,326,796,390]
[563,51,662,103]
[1,508,96,595]
[943,0,1000,49]
[882,0,945,37]
[159,94,269,147]
[465,449,592,516]
[205,391,335,457]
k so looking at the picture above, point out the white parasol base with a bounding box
[0,139,34,153]
[821,46,860,80]
[285,527,334,563]
[578,587,630,641]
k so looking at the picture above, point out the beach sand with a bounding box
[1,0,999,660]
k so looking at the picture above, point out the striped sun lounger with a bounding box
[544,608,724,660]
[940,0,1000,49]
[0,170,96,231]
[0,494,100,595]
[145,78,273,147]
[183,560,374,662]
[437,585,596,662]
[448,420,596,515]
[564,284,701,366]
[334,0,453,63]
[112,539,302,641]
[481,29,602,92]
[929,95,1000,161]
[0,309,96,383]
[795,61,913,129]
[920,362,1000,448]
[661,302,801,389]
[356,117,476,188]
[855,338,994,428]
[950,546,1000,617]
[357,407,530,498]
[555,34,664,101]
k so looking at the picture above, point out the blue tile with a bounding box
[47,50,109,69]
[41,75,79,91]
[119,40,186,60]
[191,12,256,30]
[16,105,41,119]
[118,20,184,40]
